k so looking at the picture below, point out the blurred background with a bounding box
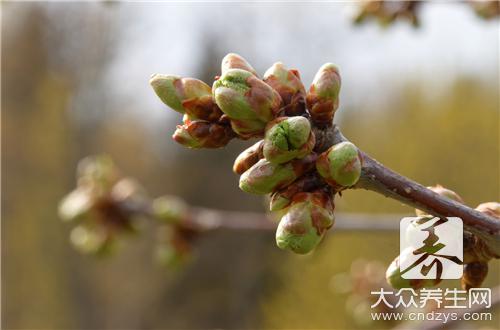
[2,2,499,329]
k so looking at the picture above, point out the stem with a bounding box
[319,125,500,256]
[122,199,401,232]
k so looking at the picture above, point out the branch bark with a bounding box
[315,125,500,256]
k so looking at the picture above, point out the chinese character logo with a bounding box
[400,216,463,280]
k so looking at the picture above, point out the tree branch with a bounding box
[315,125,500,256]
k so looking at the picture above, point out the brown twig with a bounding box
[120,198,401,232]
[316,125,500,256]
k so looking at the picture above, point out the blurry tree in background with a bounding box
[2,2,499,330]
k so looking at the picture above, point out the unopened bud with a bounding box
[77,155,120,195]
[306,63,341,126]
[386,248,442,289]
[263,116,315,164]
[239,154,316,195]
[213,69,282,137]
[70,225,115,256]
[475,202,500,219]
[462,262,488,290]
[172,120,233,149]
[221,53,258,76]
[264,62,306,115]
[269,174,323,211]
[275,191,334,254]
[58,188,93,222]
[152,196,188,224]
[150,75,213,115]
[316,141,362,188]
[111,178,146,204]
[233,140,264,175]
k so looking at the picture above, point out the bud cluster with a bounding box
[58,155,146,255]
[151,53,363,254]
[354,0,420,27]
[385,185,499,290]
[354,1,499,28]
[59,155,197,268]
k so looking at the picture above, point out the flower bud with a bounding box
[263,116,315,164]
[239,154,316,195]
[263,62,306,115]
[475,202,500,219]
[70,225,115,256]
[415,185,464,216]
[386,248,442,289]
[221,53,258,76]
[111,178,147,205]
[275,191,334,254]
[269,174,322,211]
[58,188,93,222]
[152,196,188,224]
[229,117,270,138]
[233,140,264,175]
[77,155,120,196]
[462,262,488,290]
[213,69,282,137]
[306,63,341,126]
[316,141,362,188]
[172,120,234,149]
[150,75,214,116]
[155,226,194,269]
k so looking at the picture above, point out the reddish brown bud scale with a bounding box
[233,140,264,175]
[173,120,234,149]
[462,262,488,290]
[221,53,258,76]
[307,63,341,127]
[269,174,323,211]
[275,190,335,254]
[264,62,307,116]
[181,97,223,122]
[292,190,334,235]
[290,153,317,176]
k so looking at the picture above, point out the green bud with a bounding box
[149,74,213,115]
[263,62,306,115]
[110,178,146,204]
[316,141,362,188]
[415,185,464,216]
[239,159,296,195]
[213,69,282,137]
[152,196,188,224]
[229,117,269,138]
[70,225,115,256]
[263,116,315,164]
[221,53,258,76]
[58,188,93,222]
[155,226,193,269]
[275,191,334,254]
[269,191,291,212]
[77,155,119,196]
[239,155,316,195]
[475,202,500,219]
[386,248,442,289]
[306,63,341,126]
[233,140,263,175]
[462,262,488,290]
[172,120,233,149]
